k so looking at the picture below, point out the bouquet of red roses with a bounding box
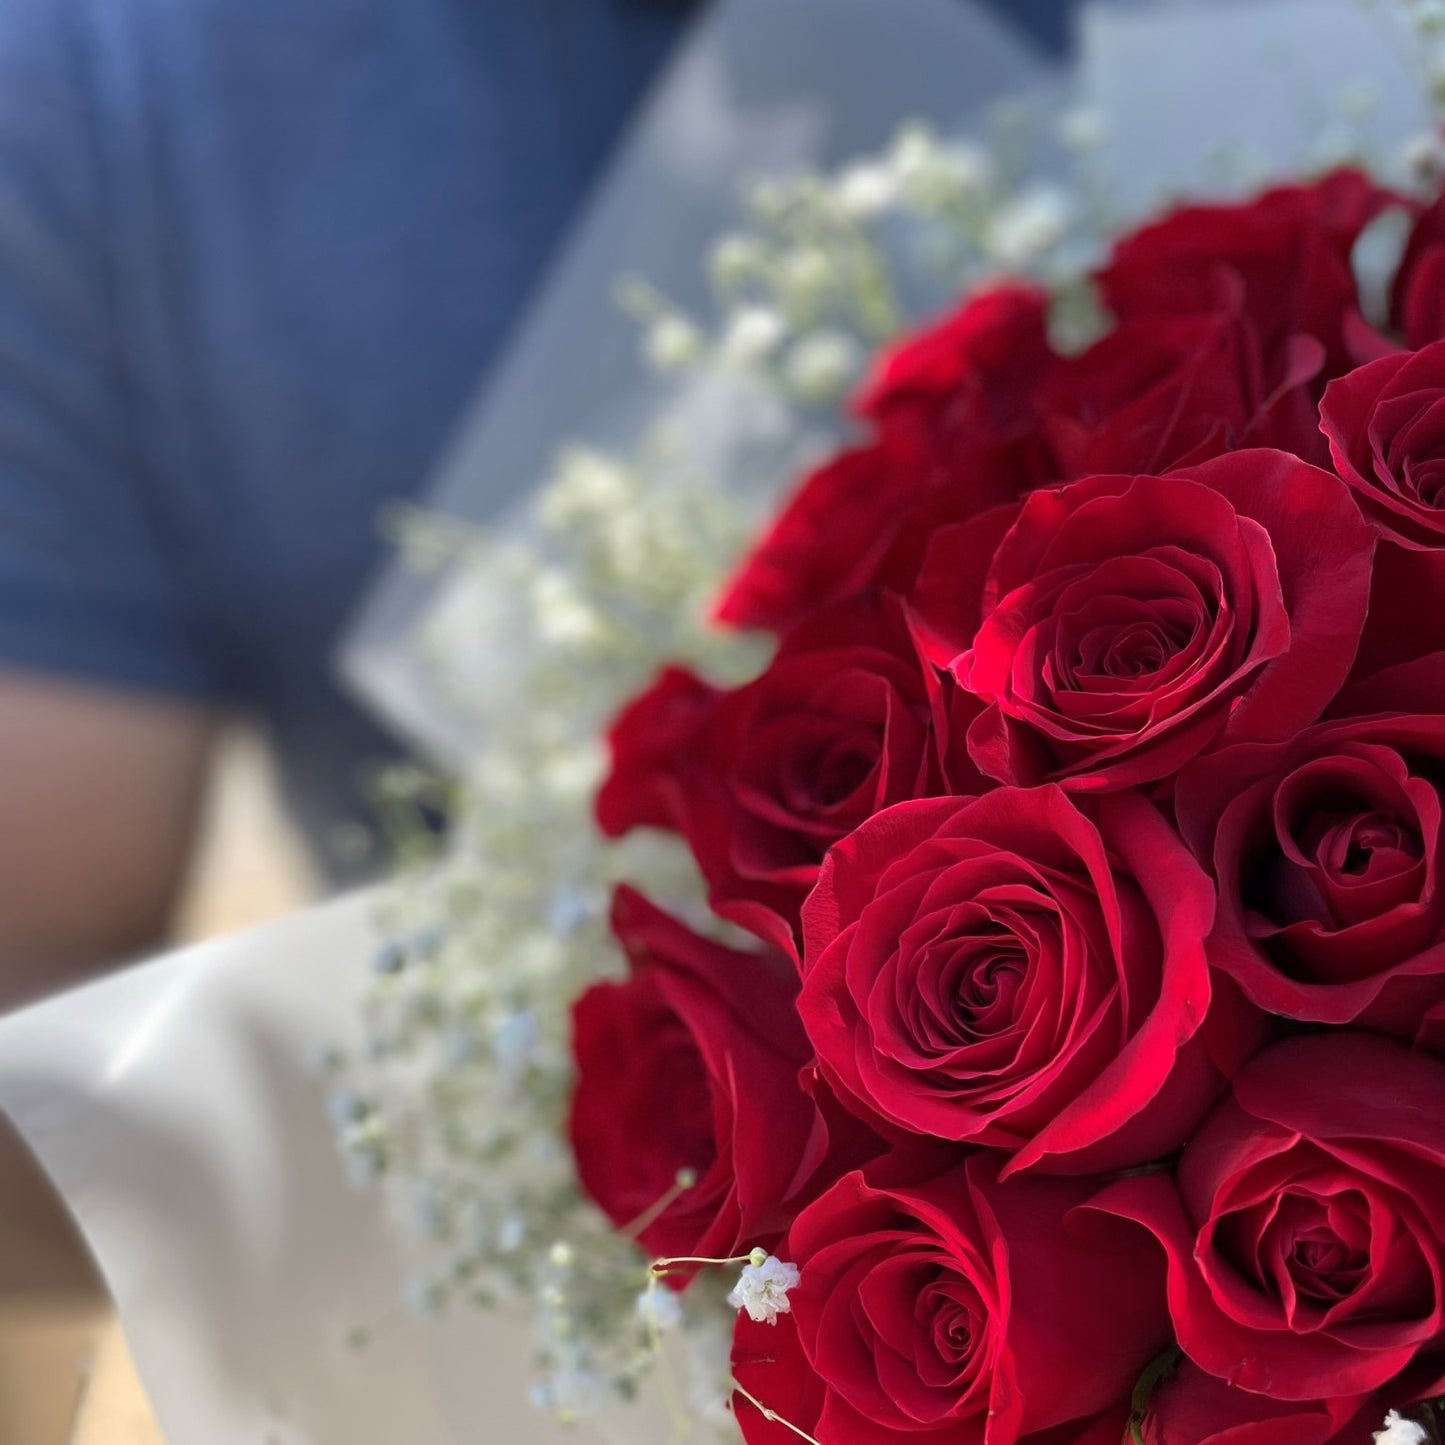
[567,169,1445,1444]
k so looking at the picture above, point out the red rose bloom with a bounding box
[1138,1360,1375,1445]
[946,451,1375,792]
[1100,168,1393,393]
[1321,337,1445,549]
[855,282,1051,447]
[570,888,826,1263]
[720,287,1050,633]
[731,1151,1169,1445]
[1099,1033,1445,1402]
[598,596,977,948]
[798,787,1256,1176]
[1039,296,1327,477]
[715,434,943,633]
[1177,685,1445,1041]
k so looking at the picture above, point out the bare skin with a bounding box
[0,672,218,1014]
[0,675,219,1392]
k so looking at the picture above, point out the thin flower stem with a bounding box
[731,1381,824,1444]
[651,1252,753,1275]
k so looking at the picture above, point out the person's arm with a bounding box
[0,0,237,1003]
[0,675,218,1009]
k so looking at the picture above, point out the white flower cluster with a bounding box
[1375,1408,1431,1444]
[628,114,1108,410]
[727,1254,801,1325]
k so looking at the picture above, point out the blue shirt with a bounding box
[0,0,1069,875]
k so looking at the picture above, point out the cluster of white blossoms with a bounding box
[626,114,1108,410]
[329,38,1445,1434]
[325,409,799,1428]
[1375,1408,1433,1444]
[726,1253,802,1326]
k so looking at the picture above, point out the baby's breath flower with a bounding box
[985,185,1072,266]
[727,1255,801,1325]
[539,449,631,528]
[719,305,786,367]
[709,231,767,289]
[834,160,899,218]
[933,140,993,191]
[1374,1410,1429,1444]
[783,329,863,402]
[531,568,602,646]
[642,314,703,372]
[888,122,938,181]
[635,1286,683,1334]
[776,245,834,310]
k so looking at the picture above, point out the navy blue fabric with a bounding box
[0,0,1070,875]
[976,0,1077,56]
[0,0,694,872]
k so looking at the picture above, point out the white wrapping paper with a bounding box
[0,892,592,1444]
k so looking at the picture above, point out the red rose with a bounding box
[1176,689,1445,1041]
[945,451,1375,792]
[1321,338,1445,549]
[1100,168,1393,392]
[731,1151,1169,1445]
[1391,188,1445,349]
[719,287,1052,633]
[1098,1033,1445,1402]
[798,787,1257,1176]
[1138,1360,1375,1445]
[714,432,974,634]
[855,281,1051,443]
[598,596,978,948]
[1039,303,1326,476]
[570,888,826,1263]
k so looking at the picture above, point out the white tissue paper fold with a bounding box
[0,893,591,1444]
